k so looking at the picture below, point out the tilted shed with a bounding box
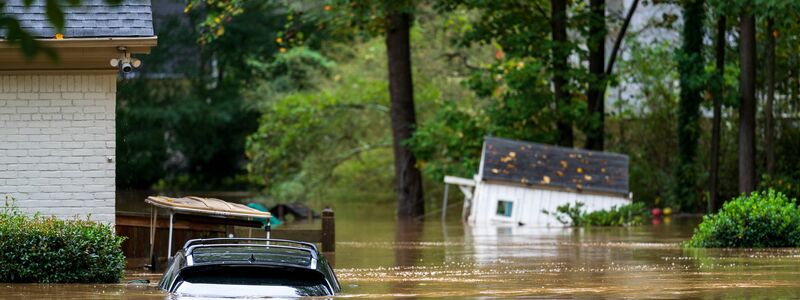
[447,137,631,226]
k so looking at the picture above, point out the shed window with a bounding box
[496,200,513,217]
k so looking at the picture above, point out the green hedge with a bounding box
[686,190,800,248]
[0,203,126,283]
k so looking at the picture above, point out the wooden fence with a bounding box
[116,209,335,271]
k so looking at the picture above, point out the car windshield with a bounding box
[172,265,332,297]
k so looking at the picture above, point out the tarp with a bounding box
[145,196,271,219]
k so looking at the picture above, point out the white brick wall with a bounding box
[0,74,117,224]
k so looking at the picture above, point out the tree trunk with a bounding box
[710,16,725,212]
[765,18,775,176]
[675,0,704,211]
[739,12,757,194]
[386,11,425,219]
[551,0,573,147]
[586,0,606,151]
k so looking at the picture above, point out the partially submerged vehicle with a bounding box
[159,238,340,298]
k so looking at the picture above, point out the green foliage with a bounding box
[245,11,481,202]
[185,0,244,43]
[686,190,800,248]
[0,199,125,283]
[434,0,585,142]
[117,1,291,190]
[406,101,486,179]
[607,37,680,207]
[245,42,390,201]
[247,47,336,95]
[706,0,800,20]
[758,175,800,203]
[541,202,648,227]
[117,78,259,190]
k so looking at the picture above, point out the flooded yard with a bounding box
[6,200,800,299]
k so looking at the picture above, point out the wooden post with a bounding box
[321,208,335,253]
[149,206,157,271]
[441,183,449,222]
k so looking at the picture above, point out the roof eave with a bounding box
[0,36,158,73]
[482,178,631,199]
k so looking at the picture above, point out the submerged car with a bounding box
[159,238,340,298]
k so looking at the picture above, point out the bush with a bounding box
[0,201,126,283]
[686,190,800,248]
[542,202,648,227]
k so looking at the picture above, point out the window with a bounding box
[496,200,513,217]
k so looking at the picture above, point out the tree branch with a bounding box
[605,0,640,76]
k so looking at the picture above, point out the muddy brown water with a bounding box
[4,201,800,299]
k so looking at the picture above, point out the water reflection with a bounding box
[391,219,424,299]
[336,205,800,299]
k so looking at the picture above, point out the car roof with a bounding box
[161,238,340,295]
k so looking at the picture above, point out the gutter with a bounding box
[0,36,158,52]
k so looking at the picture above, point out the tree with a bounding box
[765,17,776,176]
[291,0,427,218]
[739,11,757,194]
[551,0,573,147]
[385,7,425,218]
[586,0,606,151]
[117,0,291,190]
[709,15,725,211]
[674,0,705,211]
[434,0,580,148]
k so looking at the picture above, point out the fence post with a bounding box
[321,208,335,253]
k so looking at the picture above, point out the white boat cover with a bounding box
[145,196,270,219]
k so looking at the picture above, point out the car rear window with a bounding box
[192,246,313,266]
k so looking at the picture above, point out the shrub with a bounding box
[542,202,648,227]
[0,200,126,283]
[686,190,800,248]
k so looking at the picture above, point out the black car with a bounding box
[159,238,340,298]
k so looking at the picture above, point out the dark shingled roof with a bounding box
[0,0,154,38]
[480,136,629,197]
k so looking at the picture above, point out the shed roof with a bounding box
[480,136,629,197]
[0,0,154,38]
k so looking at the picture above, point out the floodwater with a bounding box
[6,200,800,299]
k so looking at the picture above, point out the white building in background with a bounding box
[445,137,631,227]
[0,0,157,223]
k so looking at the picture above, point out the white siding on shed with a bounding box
[0,74,116,224]
[469,181,630,227]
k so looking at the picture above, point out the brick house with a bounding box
[0,0,156,223]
